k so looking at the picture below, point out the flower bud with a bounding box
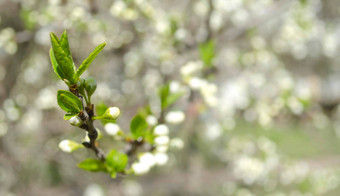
[58,140,82,153]
[170,138,184,150]
[154,152,169,166]
[146,115,157,126]
[104,107,120,119]
[153,124,169,135]
[104,123,121,136]
[154,135,170,145]
[69,116,82,127]
[131,162,150,175]
[165,111,185,124]
[139,152,156,168]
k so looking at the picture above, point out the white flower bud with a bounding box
[146,115,157,126]
[58,140,82,153]
[107,107,120,119]
[69,116,82,127]
[83,133,90,143]
[169,81,180,93]
[154,152,169,166]
[180,61,203,76]
[189,77,206,90]
[153,124,169,135]
[139,152,156,168]
[154,136,169,145]
[170,138,184,150]
[155,145,168,152]
[165,111,185,124]
[104,123,121,136]
[131,162,150,175]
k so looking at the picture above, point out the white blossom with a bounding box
[104,123,121,136]
[106,107,120,119]
[180,61,203,76]
[58,140,81,153]
[154,135,169,145]
[139,152,156,168]
[165,111,185,124]
[170,138,184,150]
[153,124,169,135]
[131,162,150,175]
[155,145,168,153]
[146,115,157,126]
[69,116,82,127]
[154,152,169,166]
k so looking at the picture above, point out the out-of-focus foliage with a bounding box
[1,0,340,195]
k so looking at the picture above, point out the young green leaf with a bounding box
[59,31,72,61]
[57,90,83,113]
[106,149,128,173]
[158,84,184,109]
[78,159,107,172]
[50,32,76,84]
[74,43,106,80]
[96,103,109,116]
[50,48,67,80]
[159,84,170,109]
[199,40,215,67]
[130,114,148,139]
[165,92,184,108]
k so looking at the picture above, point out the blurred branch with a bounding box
[204,0,214,42]
[88,0,98,14]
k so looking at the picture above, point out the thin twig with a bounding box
[69,86,106,161]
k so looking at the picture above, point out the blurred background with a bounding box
[1,0,340,195]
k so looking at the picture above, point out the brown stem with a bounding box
[70,88,106,161]
[85,115,106,161]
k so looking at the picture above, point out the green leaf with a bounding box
[50,48,67,80]
[78,159,107,172]
[159,84,170,109]
[106,149,128,173]
[158,84,184,109]
[96,103,108,116]
[75,43,106,80]
[169,17,178,36]
[63,113,78,120]
[84,77,97,98]
[60,31,72,61]
[50,32,76,84]
[166,92,184,108]
[57,90,82,113]
[130,114,148,139]
[199,40,215,67]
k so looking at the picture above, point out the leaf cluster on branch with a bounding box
[50,31,184,178]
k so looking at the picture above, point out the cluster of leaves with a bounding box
[50,31,184,178]
[78,150,128,178]
[50,31,129,177]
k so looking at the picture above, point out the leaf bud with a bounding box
[84,77,97,97]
